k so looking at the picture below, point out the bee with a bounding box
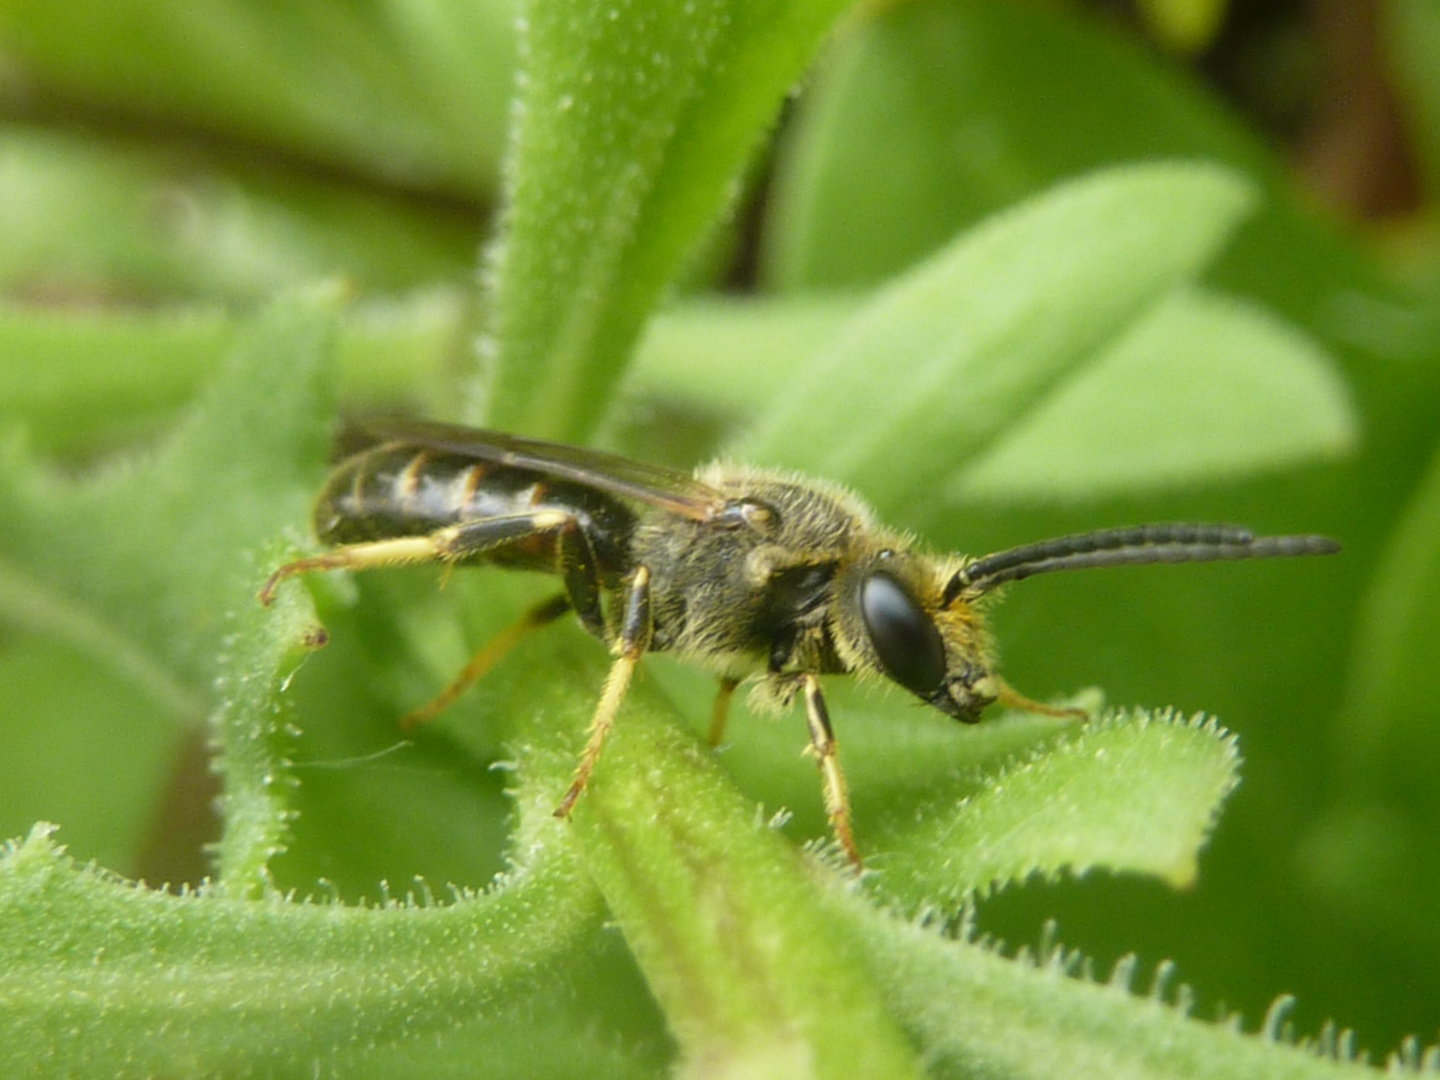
[260,421,1340,865]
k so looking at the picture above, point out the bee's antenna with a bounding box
[953,523,1340,598]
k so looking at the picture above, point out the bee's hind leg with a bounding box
[260,510,584,726]
[400,594,572,729]
[258,509,577,606]
[259,534,451,606]
[404,518,606,728]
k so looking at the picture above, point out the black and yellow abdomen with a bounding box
[313,442,639,577]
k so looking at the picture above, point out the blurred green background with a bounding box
[2,0,1438,1062]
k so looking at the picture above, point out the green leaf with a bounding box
[630,679,1239,918]
[0,127,477,302]
[0,813,606,1078]
[0,288,339,892]
[0,0,516,195]
[628,293,853,420]
[0,635,190,875]
[628,286,1356,503]
[0,302,238,451]
[868,709,1241,912]
[763,0,1273,291]
[733,161,1258,514]
[1298,435,1440,963]
[0,290,466,455]
[0,292,337,674]
[0,304,636,1074]
[745,7,1436,1047]
[495,669,1373,1080]
[947,288,1358,503]
[834,894,1382,1080]
[478,0,856,440]
[1334,437,1440,785]
[4,0,1425,1070]
[566,679,925,1080]
[489,651,1353,1080]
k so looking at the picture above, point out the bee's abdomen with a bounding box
[313,444,637,573]
[316,445,526,541]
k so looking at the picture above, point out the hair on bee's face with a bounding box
[832,524,1341,724]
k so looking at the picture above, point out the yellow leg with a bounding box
[802,674,861,868]
[259,535,447,605]
[995,677,1090,720]
[554,566,652,819]
[707,676,739,746]
[400,595,571,730]
[258,510,571,606]
[555,650,639,819]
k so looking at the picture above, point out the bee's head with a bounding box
[838,549,996,722]
[838,524,1340,720]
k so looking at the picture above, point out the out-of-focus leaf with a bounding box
[0,290,467,454]
[0,289,338,890]
[948,288,1357,503]
[733,162,1256,514]
[0,0,516,195]
[1386,0,1440,201]
[0,127,476,302]
[627,294,853,420]
[1135,0,1230,54]
[1299,436,1440,966]
[763,0,1272,291]
[626,285,1356,505]
[1334,438,1440,787]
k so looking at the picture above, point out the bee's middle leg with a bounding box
[555,565,653,819]
[707,676,740,746]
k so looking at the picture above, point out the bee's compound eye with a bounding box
[859,571,946,699]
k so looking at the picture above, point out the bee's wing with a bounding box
[352,419,724,521]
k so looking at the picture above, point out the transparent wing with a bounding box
[350,419,724,521]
